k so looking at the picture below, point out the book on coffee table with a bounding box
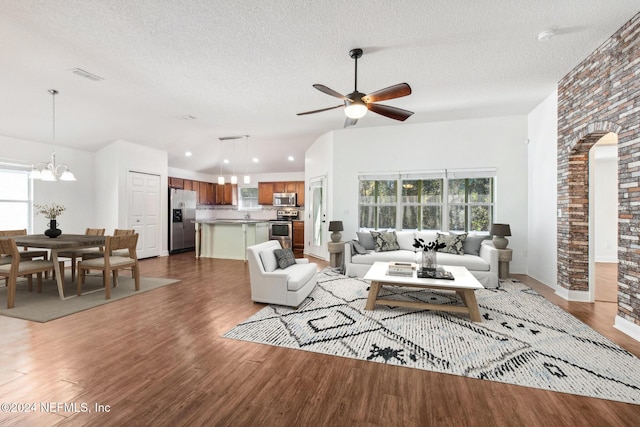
[417,269,455,280]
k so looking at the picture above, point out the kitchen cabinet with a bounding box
[257,181,305,206]
[272,181,286,193]
[183,180,196,191]
[295,181,305,206]
[292,220,304,257]
[258,182,273,205]
[215,183,237,205]
[199,181,215,205]
[168,177,184,189]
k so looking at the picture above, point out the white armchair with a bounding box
[246,240,317,307]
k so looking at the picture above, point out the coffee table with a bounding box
[363,262,484,322]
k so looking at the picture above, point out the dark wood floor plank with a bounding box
[0,253,639,426]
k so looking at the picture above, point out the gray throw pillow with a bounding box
[356,231,376,250]
[436,232,467,255]
[370,231,401,252]
[259,249,279,272]
[463,235,490,256]
[349,239,369,255]
[274,248,296,269]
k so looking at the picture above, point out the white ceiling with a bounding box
[0,1,637,175]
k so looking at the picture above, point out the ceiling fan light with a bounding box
[344,103,367,119]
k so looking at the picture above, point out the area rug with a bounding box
[0,275,179,322]
[224,270,640,405]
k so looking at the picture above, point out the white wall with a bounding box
[307,115,529,272]
[526,91,558,286]
[593,145,618,262]
[0,135,95,234]
[96,140,168,254]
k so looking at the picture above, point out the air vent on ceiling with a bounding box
[71,68,104,81]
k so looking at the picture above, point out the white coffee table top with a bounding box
[363,262,484,290]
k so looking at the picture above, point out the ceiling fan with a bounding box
[297,48,414,128]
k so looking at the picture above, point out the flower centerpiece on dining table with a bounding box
[413,237,445,277]
[35,203,65,238]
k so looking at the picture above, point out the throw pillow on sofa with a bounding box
[274,248,296,269]
[356,231,376,250]
[370,231,400,252]
[436,232,467,255]
[463,234,490,256]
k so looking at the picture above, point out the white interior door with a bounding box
[307,176,327,259]
[128,171,161,259]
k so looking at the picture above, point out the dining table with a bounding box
[13,234,106,300]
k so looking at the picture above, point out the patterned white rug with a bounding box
[224,270,640,405]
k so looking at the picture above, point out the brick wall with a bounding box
[557,13,640,326]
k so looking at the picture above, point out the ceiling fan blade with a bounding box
[313,84,349,100]
[297,105,344,116]
[363,83,412,103]
[368,103,414,121]
[344,117,358,128]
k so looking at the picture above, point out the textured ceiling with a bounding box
[0,1,637,175]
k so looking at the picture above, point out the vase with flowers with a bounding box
[413,238,445,277]
[35,203,65,238]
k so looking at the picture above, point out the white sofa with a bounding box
[246,240,318,307]
[344,230,499,288]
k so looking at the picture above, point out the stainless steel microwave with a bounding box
[273,192,296,207]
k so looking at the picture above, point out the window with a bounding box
[0,168,32,230]
[358,169,495,232]
[359,178,397,229]
[238,185,260,210]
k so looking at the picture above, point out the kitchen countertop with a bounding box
[194,219,269,224]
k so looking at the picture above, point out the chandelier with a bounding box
[30,89,76,181]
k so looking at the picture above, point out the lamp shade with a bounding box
[328,221,344,232]
[490,223,511,237]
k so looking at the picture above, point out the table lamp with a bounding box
[490,223,511,249]
[328,221,344,243]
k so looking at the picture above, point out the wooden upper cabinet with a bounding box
[215,183,237,205]
[272,181,286,193]
[198,181,214,205]
[183,179,194,191]
[285,182,297,193]
[295,181,305,206]
[168,177,184,189]
[257,181,304,205]
[258,182,274,205]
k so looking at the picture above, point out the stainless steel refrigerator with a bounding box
[169,188,197,254]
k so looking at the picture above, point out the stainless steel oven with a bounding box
[268,221,293,248]
[268,209,299,249]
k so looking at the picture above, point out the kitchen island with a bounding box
[195,220,270,261]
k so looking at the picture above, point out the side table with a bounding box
[497,248,513,279]
[327,241,345,268]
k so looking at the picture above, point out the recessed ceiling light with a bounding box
[252,158,259,163]
[223,159,230,164]
[537,29,555,42]
[185,151,192,157]
[288,156,294,161]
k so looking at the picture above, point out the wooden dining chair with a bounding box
[81,229,136,276]
[0,229,49,262]
[57,228,106,282]
[77,234,140,300]
[0,238,56,309]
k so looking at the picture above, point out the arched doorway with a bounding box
[588,133,618,303]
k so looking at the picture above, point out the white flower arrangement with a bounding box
[34,203,66,219]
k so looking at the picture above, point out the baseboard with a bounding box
[555,286,591,302]
[614,316,640,342]
[594,257,618,263]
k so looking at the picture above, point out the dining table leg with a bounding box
[50,249,66,299]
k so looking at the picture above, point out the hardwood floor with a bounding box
[1,253,639,426]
